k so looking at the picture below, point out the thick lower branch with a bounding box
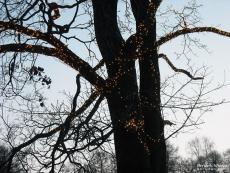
[0,21,105,90]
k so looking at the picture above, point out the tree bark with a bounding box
[139,24,167,173]
[92,0,166,172]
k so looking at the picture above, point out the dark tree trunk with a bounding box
[92,0,166,172]
[139,27,167,173]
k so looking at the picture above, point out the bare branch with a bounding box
[19,0,40,21]
[0,43,56,56]
[159,53,204,80]
[165,80,205,140]
[93,59,104,71]
[156,26,230,47]
[0,21,106,90]
[0,91,100,171]
[71,74,81,113]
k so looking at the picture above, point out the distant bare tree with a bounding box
[186,137,222,173]
[187,137,214,159]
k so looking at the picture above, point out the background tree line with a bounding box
[81,137,230,173]
[1,136,230,173]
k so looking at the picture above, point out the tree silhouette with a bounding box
[0,0,229,173]
[0,144,26,173]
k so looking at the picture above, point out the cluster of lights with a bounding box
[124,118,144,131]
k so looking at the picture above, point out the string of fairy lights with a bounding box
[0,1,196,155]
[1,1,230,167]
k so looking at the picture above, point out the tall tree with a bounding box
[0,0,229,173]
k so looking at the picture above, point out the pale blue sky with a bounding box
[160,0,230,156]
